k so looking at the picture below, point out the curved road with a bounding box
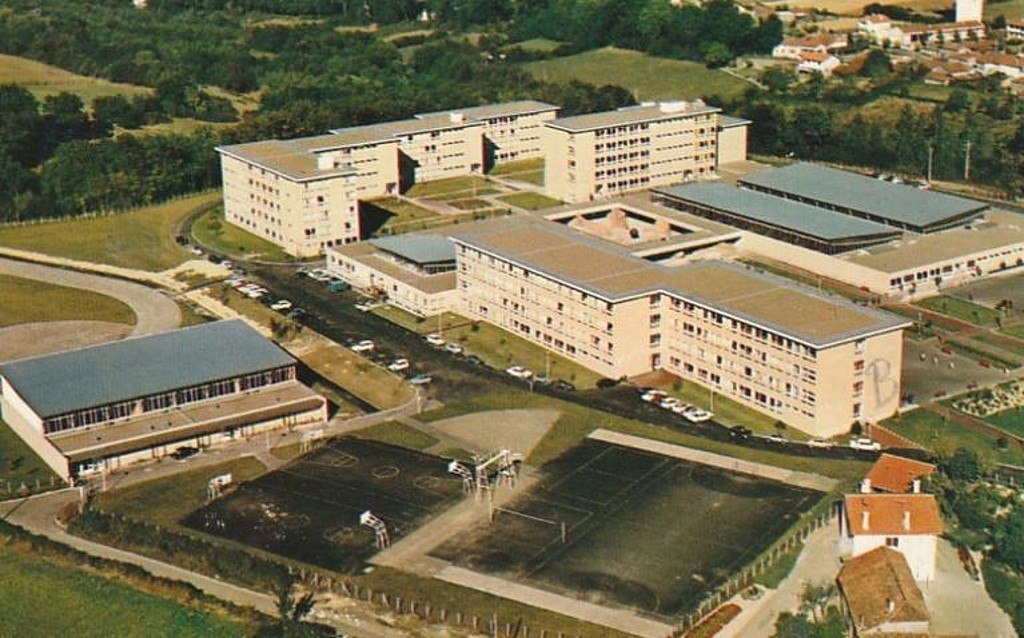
[0,257,181,336]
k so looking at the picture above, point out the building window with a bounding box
[885,537,899,547]
[650,333,661,346]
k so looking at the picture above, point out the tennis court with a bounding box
[432,439,821,618]
[184,437,463,572]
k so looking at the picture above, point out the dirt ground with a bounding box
[0,320,132,361]
[426,409,561,458]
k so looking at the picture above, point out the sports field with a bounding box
[432,439,820,618]
[184,437,463,572]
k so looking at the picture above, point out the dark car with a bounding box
[464,354,485,367]
[551,380,576,392]
[595,377,620,389]
[170,446,200,461]
[729,426,752,439]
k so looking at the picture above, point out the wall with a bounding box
[0,377,71,481]
[716,124,748,166]
[851,534,937,582]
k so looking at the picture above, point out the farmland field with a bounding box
[524,47,752,102]
[0,53,150,104]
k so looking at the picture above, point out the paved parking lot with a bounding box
[902,339,1013,404]
[945,271,1024,312]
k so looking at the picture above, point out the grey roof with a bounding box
[369,234,456,265]
[0,320,295,419]
[718,115,752,128]
[740,163,987,231]
[414,100,559,121]
[545,101,721,133]
[655,183,901,242]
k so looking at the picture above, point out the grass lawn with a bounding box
[0,419,61,492]
[983,407,1024,439]
[191,207,293,262]
[915,295,1002,327]
[986,0,1024,20]
[902,83,952,103]
[490,158,545,186]
[372,304,442,332]
[497,191,562,210]
[0,192,219,271]
[0,274,136,328]
[755,543,801,588]
[351,421,440,450]
[362,196,440,236]
[406,176,492,199]
[297,339,414,410]
[668,382,803,439]
[508,38,563,52]
[0,53,150,105]
[1001,322,1024,340]
[881,408,1024,465]
[446,198,493,211]
[0,545,252,638]
[982,559,1024,636]
[94,458,267,528]
[442,316,607,389]
[422,391,870,486]
[524,47,751,102]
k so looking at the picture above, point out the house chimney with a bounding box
[911,478,921,493]
[903,509,911,531]
[860,478,872,493]
[861,510,870,530]
[886,598,895,615]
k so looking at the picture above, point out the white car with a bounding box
[354,301,374,312]
[849,437,881,451]
[506,365,533,379]
[424,333,445,347]
[682,407,713,423]
[807,438,834,449]
[270,299,293,311]
[669,402,694,415]
[659,396,683,410]
[640,389,668,403]
[387,358,410,372]
[409,374,433,385]
[350,340,375,353]
[244,287,267,299]
[308,269,332,282]
[444,342,464,355]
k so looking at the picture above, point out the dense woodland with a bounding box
[0,0,1023,221]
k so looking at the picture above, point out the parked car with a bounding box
[328,280,350,293]
[444,342,464,355]
[640,389,668,404]
[409,374,433,385]
[387,358,410,372]
[532,373,552,385]
[682,407,713,423]
[350,340,375,353]
[764,433,787,444]
[464,354,485,367]
[424,333,445,347]
[729,425,752,439]
[551,380,576,392]
[849,437,881,451]
[669,402,694,414]
[807,438,834,449]
[270,299,293,312]
[354,300,374,312]
[659,396,683,410]
[506,365,533,379]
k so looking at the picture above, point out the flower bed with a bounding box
[685,603,742,638]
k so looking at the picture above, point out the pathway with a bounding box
[0,256,181,336]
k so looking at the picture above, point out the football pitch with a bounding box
[184,437,463,572]
[432,439,822,618]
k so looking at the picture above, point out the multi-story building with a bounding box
[449,216,908,436]
[541,101,748,204]
[414,100,559,168]
[840,493,942,582]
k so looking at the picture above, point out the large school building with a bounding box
[218,99,749,256]
[0,320,326,482]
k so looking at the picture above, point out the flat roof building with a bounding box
[740,163,988,233]
[449,216,908,435]
[542,101,749,204]
[0,320,326,481]
[654,182,902,253]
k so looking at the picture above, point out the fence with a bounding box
[0,475,65,499]
[670,502,837,636]
[378,208,512,235]
[0,189,219,228]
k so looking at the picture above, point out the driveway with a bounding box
[0,257,180,336]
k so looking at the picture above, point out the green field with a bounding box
[0,192,219,271]
[191,207,293,262]
[525,47,752,102]
[914,295,1002,327]
[0,274,136,328]
[352,421,440,450]
[508,38,563,52]
[983,407,1024,439]
[0,53,150,105]
[0,418,60,491]
[406,175,493,199]
[490,158,545,186]
[93,458,267,528]
[881,408,1024,465]
[362,196,441,236]
[0,545,251,638]
[497,192,563,211]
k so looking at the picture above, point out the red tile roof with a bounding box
[838,547,929,633]
[865,454,935,493]
[799,51,835,63]
[844,494,942,536]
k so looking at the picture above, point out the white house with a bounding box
[840,493,941,582]
[978,52,1024,78]
[772,33,848,60]
[859,14,986,49]
[797,51,841,76]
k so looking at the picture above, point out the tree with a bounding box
[761,66,797,93]
[703,41,733,68]
[0,84,43,166]
[860,48,892,78]
[940,448,985,481]
[994,508,1024,571]
[945,88,972,113]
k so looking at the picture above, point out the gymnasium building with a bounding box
[0,320,327,482]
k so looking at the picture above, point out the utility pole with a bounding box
[964,140,972,181]
[927,144,934,185]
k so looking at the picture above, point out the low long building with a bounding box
[448,216,908,436]
[0,320,326,482]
